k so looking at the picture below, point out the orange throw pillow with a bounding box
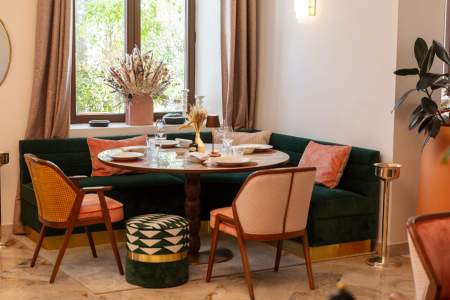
[298,141,352,188]
[87,136,147,177]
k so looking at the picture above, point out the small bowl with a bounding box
[176,148,188,156]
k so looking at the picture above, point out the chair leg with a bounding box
[274,240,283,272]
[237,235,255,300]
[206,221,220,282]
[49,227,73,283]
[31,225,46,267]
[85,226,97,258]
[98,192,124,275]
[302,233,315,290]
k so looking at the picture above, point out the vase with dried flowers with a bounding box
[179,101,208,152]
[106,46,171,125]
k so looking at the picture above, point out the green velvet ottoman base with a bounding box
[125,256,189,288]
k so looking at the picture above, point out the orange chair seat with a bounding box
[210,207,237,237]
[78,193,124,222]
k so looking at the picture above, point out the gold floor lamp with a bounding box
[0,151,14,248]
[366,162,401,268]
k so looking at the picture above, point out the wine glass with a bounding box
[218,126,234,155]
[155,119,166,140]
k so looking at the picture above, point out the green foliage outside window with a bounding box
[75,0,185,114]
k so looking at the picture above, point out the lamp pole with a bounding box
[0,151,14,248]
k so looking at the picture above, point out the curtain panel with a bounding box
[14,0,72,234]
[220,0,258,129]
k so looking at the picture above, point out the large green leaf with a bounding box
[415,38,428,67]
[394,68,419,76]
[409,111,425,130]
[393,89,416,111]
[429,118,442,138]
[418,115,433,133]
[419,45,436,77]
[421,97,439,114]
[433,40,450,66]
[416,73,442,90]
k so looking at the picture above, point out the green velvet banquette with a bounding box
[19,131,380,248]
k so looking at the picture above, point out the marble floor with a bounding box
[0,235,415,300]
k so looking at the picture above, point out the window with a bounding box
[71,0,195,124]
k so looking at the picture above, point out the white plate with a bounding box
[156,140,179,148]
[233,145,255,155]
[111,151,144,162]
[121,145,149,153]
[213,156,251,167]
[239,144,273,151]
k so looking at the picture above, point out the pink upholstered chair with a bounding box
[206,167,317,300]
[24,154,124,283]
[407,213,450,300]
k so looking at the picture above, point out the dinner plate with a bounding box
[156,140,179,148]
[213,156,251,167]
[111,151,144,162]
[121,145,149,153]
[239,144,273,152]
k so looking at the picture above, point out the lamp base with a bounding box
[366,256,401,268]
[0,226,16,249]
[209,152,221,157]
[0,239,15,249]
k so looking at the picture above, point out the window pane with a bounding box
[141,0,186,113]
[75,0,125,114]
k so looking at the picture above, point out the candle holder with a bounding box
[366,162,401,268]
[206,115,221,157]
[0,151,15,248]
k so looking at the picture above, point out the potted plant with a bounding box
[394,38,450,214]
[107,46,171,125]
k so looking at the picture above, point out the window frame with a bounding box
[70,0,196,124]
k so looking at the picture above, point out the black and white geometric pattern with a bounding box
[126,214,189,256]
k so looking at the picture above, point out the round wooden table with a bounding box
[98,144,290,261]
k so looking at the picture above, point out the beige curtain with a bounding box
[221,0,258,129]
[13,0,72,234]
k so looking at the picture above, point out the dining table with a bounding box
[98,143,290,262]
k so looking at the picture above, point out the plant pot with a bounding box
[126,94,154,126]
[416,126,450,215]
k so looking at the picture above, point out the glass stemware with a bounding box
[155,119,166,140]
[218,126,234,156]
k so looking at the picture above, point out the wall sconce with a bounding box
[295,0,316,19]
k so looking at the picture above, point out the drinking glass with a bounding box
[218,126,234,156]
[232,146,245,158]
[155,119,166,140]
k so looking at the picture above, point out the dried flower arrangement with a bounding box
[179,102,208,132]
[106,46,171,102]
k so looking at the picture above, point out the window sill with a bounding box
[69,122,192,138]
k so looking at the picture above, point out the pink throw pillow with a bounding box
[87,136,147,177]
[298,141,352,188]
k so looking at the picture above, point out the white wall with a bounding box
[391,0,446,244]
[0,1,37,225]
[256,0,399,162]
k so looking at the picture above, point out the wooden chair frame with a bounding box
[407,212,450,300]
[206,167,316,300]
[24,154,124,283]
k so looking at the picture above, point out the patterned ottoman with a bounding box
[125,214,190,288]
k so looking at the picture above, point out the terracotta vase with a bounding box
[125,94,154,126]
[416,126,450,215]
